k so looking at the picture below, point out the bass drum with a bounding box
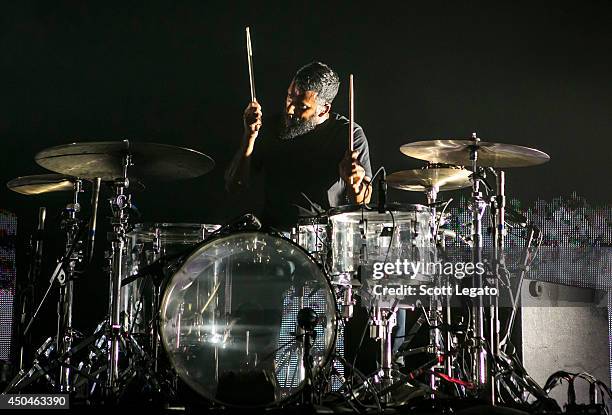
[159,232,337,408]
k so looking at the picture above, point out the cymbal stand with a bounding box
[106,154,132,393]
[426,186,439,207]
[5,180,85,393]
[467,133,488,393]
[57,179,84,392]
[424,185,448,393]
[423,186,453,398]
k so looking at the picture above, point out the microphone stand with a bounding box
[297,307,318,406]
[17,207,46,371]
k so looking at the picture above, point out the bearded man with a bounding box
[225,61,372,229]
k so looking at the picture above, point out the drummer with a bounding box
[225,61,373,229]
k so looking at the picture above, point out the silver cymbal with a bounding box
[6,173,146,195]
[7,174,78,195]
[387,167,472,192]
[400,139,550,168]
[35,141,215,181]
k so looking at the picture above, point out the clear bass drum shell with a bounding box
[159,231,337,407]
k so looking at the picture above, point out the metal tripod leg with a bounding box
[3,338,54,393]
[370,305,397,403]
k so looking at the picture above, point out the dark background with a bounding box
[1,1,611,349]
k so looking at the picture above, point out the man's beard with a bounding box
[279,114,318,140]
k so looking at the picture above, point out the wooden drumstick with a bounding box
[349,74,355,185]
[245,26,256,102]
[349,74,354,152]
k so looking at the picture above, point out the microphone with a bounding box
[87,178,101,263]
[208,213,262,239]
[301,192,324,215]
[242,213,262,230]
[297,307,319,332]
[33,207,46,277]
[377,170,387,213]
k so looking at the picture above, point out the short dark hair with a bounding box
[293,61,340,105]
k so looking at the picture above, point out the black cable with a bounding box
[435,198,453,236]
[335,353,382,414]
[260,333,305,363]
[377,357,439,398]
[397,310,427,352]
[362,166,386,210]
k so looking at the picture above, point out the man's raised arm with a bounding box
[224,101,262,192]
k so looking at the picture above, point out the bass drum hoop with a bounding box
[158,230,339,408]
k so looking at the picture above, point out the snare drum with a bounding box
[122,223,220,335]
[327,204,437,283]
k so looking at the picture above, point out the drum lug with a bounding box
[359,218,368,237]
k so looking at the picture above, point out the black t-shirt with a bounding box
[252,112,372,230]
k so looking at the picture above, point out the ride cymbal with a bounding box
[35,140,215,181]
[400,139,550,168]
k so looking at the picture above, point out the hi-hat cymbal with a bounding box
[7,174,78,195]
[400,139,550,168]
[35,141,215,181]
[387,168,472,192]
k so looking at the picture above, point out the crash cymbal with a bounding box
[35,141,215,181]
[387,167,472,192]
[7,174,78,195]
[6,173,144,195]
[400,139,550,168]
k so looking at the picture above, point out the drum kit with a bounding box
[4,134,551,410]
